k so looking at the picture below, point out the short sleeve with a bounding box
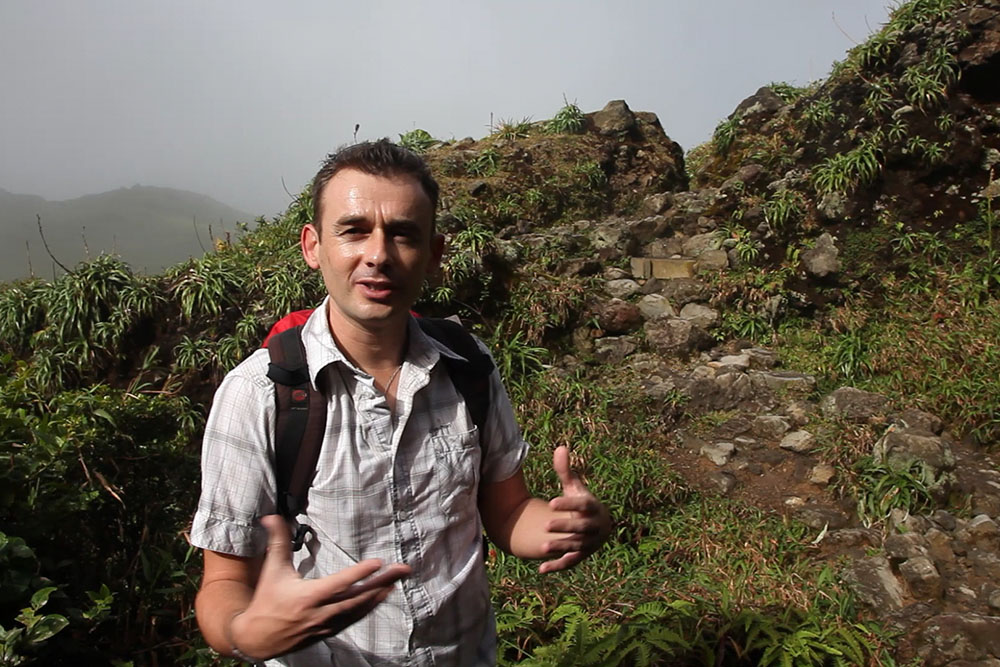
[477,357,530,485]
[189,353,277,557]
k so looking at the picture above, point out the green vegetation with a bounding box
[398,128,438,153]
[545,99,586,134]
[494,117,534,141]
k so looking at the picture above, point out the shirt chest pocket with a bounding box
[430,427,481,518]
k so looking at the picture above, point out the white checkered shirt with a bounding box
[190,301,529,666]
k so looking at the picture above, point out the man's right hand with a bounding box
[223,515,411,661]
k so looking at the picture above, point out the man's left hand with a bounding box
[538,445,612,573]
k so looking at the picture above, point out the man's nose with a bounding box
[363,227,391,266]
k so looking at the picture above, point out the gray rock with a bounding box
[681,232,721,257]
[644,316,713,357]
[900,556,942,599]
[660,278,711,306]
[716,353,751,371]
[780,430,815,453]
[843,556,906,611]
[823,528,879,549]
[679,303,720,329]
[809,464,836,486]
[605,279,641,299]
[746,347,778,369]
[752,415,792,440]
[930,509,957,531]
[594,336,637,365]
[624,216,669,244]
[708,472,738,495]
[701,441,736,466]
[783,401,811,427]
[637,294,675,320]
[684,372,754,411]
[989,589,1000,611]
[885,532,931,561]
[874,428,956,493]
[696,248,730,273]
[801,232,840,278]
[959,514,1000,549]
[795,504,849,529]
[731,87,785,121]
[925,528,956,565]
[593,99,636,136]
[643,237,684,258]
[894,408,945,435]
[821,387,890,423]
[640,192,673,216]
[817,191,848,222]
[604,266,630,280]
[888,508,930,535]
[915,614,1000,666]
[750,370,816,396]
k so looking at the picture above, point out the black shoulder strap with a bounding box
[417,318,494,434]
[266,325,326,551]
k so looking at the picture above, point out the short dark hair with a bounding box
[310,139,439,233]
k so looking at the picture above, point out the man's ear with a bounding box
[429,232,445,273]
[301,224,321,270]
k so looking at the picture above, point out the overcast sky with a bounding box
[1,1,892,217]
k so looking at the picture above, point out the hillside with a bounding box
[0,185,253,281]
[1,0,999,664]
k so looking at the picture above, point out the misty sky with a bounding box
[2,1,891,217]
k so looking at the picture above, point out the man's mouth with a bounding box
[356,279,395,301]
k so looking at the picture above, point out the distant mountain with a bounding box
[0,185,254,281]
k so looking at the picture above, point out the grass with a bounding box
[545,99,586,134]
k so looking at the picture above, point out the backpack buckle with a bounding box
[291,522,315,552]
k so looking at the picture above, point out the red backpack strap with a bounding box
[262,309,315,348]
[266,325,326,552]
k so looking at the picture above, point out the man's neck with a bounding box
[325,305,408,376]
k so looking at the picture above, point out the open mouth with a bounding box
[356,279,395,301]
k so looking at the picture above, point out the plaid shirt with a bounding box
[190,301,529,666]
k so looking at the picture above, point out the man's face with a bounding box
[301,168,443,333]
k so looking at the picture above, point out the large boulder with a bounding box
[821,387,890,423]
[801,232,840,278]
[644,316,713,357]
[593,99,637,136]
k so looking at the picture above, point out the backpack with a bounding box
[264,313,494,551]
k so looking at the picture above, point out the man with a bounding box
[191,140,611,665]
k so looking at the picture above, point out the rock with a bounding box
[894,408,945,435]
[821,387,890,423]
[642,237,684,258]
[716,353,751,371]
[708,472,738,495]
[681,232,721,257]
[809,464,836,486]
[637,294,675,320]
[684,372,754,411]
[795,504,849,530]
[660,278,711,306]
[624,216,669,244]
[593,99,636,136]
[888,508,929,534]
[594,336,637,364]
[817,192,848,222]
[874,428,956,496]
[884,532,931,561]
[783,401,811,427]
[644,316,713,357]
[823,528,879,550]
[959,515,1000,549]
[801,232,841,278]
[900,557,942,599]
[780,430,815,453]
[843,557,906,611]
[592,224,638,256]
[596,299,643,333]
[679,303,720,329]
[696,248,730,272]
[731,86,785,122]
[640,192,673,216]
[700,442,736,466]
[468,179,488,196]
[930,509,958,531]
[750,370,816,396]
[604,266,630,280]
[915,614,1000,666]
[989,590,1000,611]
[751,415,791,440]
[604,278,641,300]
[925,528,956,565]
[630,257,697,279]
[745,347,778,369]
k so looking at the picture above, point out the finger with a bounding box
[314,586,393,638]
[542,536,587,555]
[545,517,600,535]
[552,446,575,489]
[331,563,411,602]
[538,551,584,574]
[259,514,294,575]
[548,495,599,514]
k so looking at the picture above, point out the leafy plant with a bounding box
[712,115,741,155]
[545,99,586,134]
[763,189,805,229]
[466,148,501,177]
[493,116,533,140]
[398,128,437,153]
[801,98,834,129]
